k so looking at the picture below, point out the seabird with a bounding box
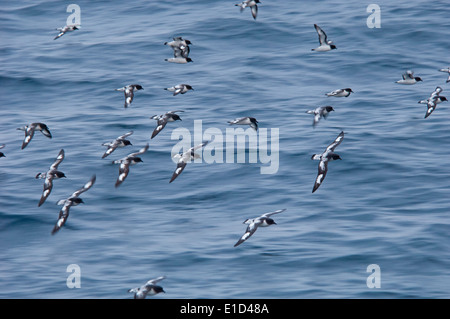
[102,131,133,159]
[17,123,52,149]
[306,106,335,128]
[112,143,149,187]
[54,25,79,40]
[36,149,66,207]
[115,84,143,108]
[325,88,353,97]
[395,70,423,85]
[164,84,194,96]
[228,117,258,131]
[128,276,166,299]
[311,131,344,193]
[234,209,286,247]
[51,175,96,235]
[150,111,183,139]
[312,24,337,51]
[235,0,261,20]
[438,67,450,83]
[170,141,209,183]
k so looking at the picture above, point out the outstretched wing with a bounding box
[21,124,37,149]
[424,99,437,118]
[115,160,131,188]
[251,4,258,20]
[314,24,328,45]
[145,276,166,286]
[50,149,65,170]
[234,222,259,247]
[71,175,96,198]
[118,130,134,140]
[129,143,149,158]
[326,131,344,152]
[261,209,286,218]
[169,161,187,183]
[124,88,134,108]
[51,203,71,235]
[188,140,209,153]
[38,175,54,207]
[312,159,328,193]
[151,117,168,139]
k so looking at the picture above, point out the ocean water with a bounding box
[0,0,450,299]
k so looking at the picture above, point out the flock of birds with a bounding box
[2,1,449,299]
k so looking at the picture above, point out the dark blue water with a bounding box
[1,0,450,299]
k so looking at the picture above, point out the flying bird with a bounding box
[395,70,422,85]
[102,131,133,159]
[311,131,344,193]
[36,149,66,207]
[128,276,166,299]
[164,84,194,96]
[17,123,52,149]
[235,0,261,20]
[0,144,5,158]
[234,209,286,247]
[306,106,334,128]
[51,175,96,235]
[325,88,353,97]
[420,87,448,118]
[312,24,337,51]
[170,141,209,183]
[112,143,149,187]
[54,25,79,40]
[150,111,184,139]
[115,84,143,108]
[228,117,258,131]
[438,67,450,83]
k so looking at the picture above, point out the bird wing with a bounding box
[50,149,65,170]
[314,24,328,45]
[38,175,54,207]
[21,124,36,149]
[71,175,96,198]
[51,203,71,235]
[312,159,328,193]
[234,221,260,247]
[326,131,344,152]
[169,160,187,183]
[261,209,286,218]
[129,143,149,158]
[115,160,130,188]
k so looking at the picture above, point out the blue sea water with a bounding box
[0,0,450,299]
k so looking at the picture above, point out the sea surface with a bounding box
[1,0,450,299]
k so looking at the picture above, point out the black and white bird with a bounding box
[325,88,353,97]
[115,84,143,108]
[235,0,260,20]
[128,276,166,299]
[112,143,149,187]
[438,67,450,83]
[312,24,337,51]
[36,149,66,207]
[164,37,192,49]
[228,117,258,131]
[306,106,335,128]
[51,175,96,235]
[234,209,286,247]
[170,141,209,183]
[0,144,5,158]
[102,131,133,159]
[17,123,52,149]
[150,111,183,139]
[419,86,447,118]
[311,131,344,193]
[165,46,193,64]
[54,25,79,40]
[164,84,194,96]
[395,70,423,85]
